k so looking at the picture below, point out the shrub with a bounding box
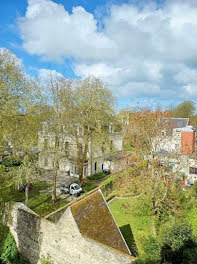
[87,172,106,180]
[0,165,5,173]
[159,221,197,264]
[40,255,53,264]
[193,182,197,196]
[83,183,97,193]
[2,156,21,167]
[0,232,29,264]
[134,236,161,264]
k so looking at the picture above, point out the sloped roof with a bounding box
[162,118,190,135]
[70,189,130,255]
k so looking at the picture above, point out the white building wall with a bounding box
[38,127,123,177]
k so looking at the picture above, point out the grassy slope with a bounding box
[1,179,69,217]
[109,198,152,256]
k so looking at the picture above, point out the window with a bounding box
[78,143,83,154]
[55,136,59,148]
[110,140,113,151]
[95,162,97,172]
[78,127,83,136]
[65,141,69,156]
[189,167,197,175]
[101,142,105,154]
[102,164,104,170]
[84,166,87,177]
[177,120,184,127]
[44,139,48,149]
[44,157,48,166]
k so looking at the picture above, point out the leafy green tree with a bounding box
[0,49,47,252]
[61,76,116,185]
[172,101,195,118]
[159,221,197,264]
[42,75,116,201]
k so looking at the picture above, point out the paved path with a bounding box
[39,170,78,198]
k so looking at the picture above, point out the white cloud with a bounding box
[18,0,197,100]
[38,68,63,81]
[0,47,23,68]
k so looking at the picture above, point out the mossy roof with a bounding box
[70,190,130,255]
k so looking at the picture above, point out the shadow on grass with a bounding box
[31,196,51,210]
[120,224,138,257]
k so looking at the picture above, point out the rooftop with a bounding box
[70,189,130,255]
[162,118,190,135]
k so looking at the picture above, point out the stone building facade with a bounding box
[38,121,123,177]
[8,190,135,264]
[151,118,197,183]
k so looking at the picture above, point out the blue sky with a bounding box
[1,0,197,110]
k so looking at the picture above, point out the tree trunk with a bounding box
[79,164,84,186]
[52,159,58,203]
[77,141,88,186]
[25,183,29,206]
[152,198,157,237]
[52,170,57,203]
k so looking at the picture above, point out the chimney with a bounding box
[181,128,195,155]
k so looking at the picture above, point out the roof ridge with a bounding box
[69,189,100,208]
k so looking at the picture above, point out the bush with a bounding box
[134,236,161,264]
[0,165,5,173]
[40,255,53,264]
[2,156,21,167]
[87,171,106,180]
[159,221,197,264]
[83,182,97,193]
[193,182,197,196]
[0,232,29,264]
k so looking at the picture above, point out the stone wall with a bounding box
[9,203,134,264]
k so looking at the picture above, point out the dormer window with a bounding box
[44,138,48,149]
[65,141,69,156]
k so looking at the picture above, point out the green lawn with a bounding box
[187,206,197,236]
[109,198,153,256]
[1,179,69,217]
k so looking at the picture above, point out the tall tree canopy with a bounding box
[43,75,116,197]
[172,100,195,118]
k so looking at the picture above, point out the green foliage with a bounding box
[83,182,97,193]
[87,171,106,180]
[187,207,197,236]
[2,155,22,167]
[172,100,195,118]
[135,236,161,264]
[159,221,197,264]
[40,255,53,264]
[0,232,29,264]
[129,196,152,217]
[193,182,197,196]
[101,174,117,187]
[0,224,9,256]
[0,164,5,173]
[32,196,69,217]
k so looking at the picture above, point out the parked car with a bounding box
[102,169,111,175]
[19,182,35,192]
[59,182,82,197]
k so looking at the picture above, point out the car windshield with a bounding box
[74,185,80,190]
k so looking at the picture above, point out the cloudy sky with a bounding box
[1,0,197,109]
